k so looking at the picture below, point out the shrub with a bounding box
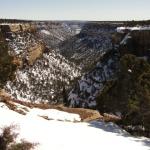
[96,54,150,135]
[0,125,36,150]
[0,32,17,88]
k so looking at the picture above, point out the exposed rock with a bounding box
[28,43,45,65]
[0,23,36,33]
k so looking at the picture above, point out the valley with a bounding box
[0,19,150,149]
[0,21,119,105]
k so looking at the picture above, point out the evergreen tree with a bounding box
[0,31,17,88]
[96,54,150,134]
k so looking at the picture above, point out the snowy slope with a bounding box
[0,102,150,150]
[36,21,82,49]
[5,50,81,102]
[6,32,38,56]
[59,23,120,108]
[68,49,120,108]
[2,22,82,103]
[59,23,115,69]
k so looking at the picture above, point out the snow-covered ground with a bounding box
[5,50,81,102]
[40,29,51,35]
[0,102,150,150]
[118,25,150,46]
[120,33,132,45]
[117,26,150,33]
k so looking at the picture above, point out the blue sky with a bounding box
[0,0,150,21]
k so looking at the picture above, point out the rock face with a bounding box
[1,24,45,67]
[0,23,36,33]
[28,44,45,65]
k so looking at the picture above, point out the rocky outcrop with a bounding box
[27,43,45,65]
[0,23,36,33]
[21,24,36,32]
[1,24,45,67]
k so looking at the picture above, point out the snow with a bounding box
[0,23,21,25]
[120,33,132,45]
[0,102,9,109]
[41,30,51,35]
[68,51,119,108]
[0,104,150,150]
[117,26,150,33]
[5,50,81,102]
[7,32,38,56]
[128,69,132,73]
[118,26,150,45]
[27,108,81,122]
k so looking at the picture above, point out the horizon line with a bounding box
[0,18,150,22]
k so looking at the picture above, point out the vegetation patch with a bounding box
[0,31,17,88]
[96,54,150,137]
[0,125,37,150]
